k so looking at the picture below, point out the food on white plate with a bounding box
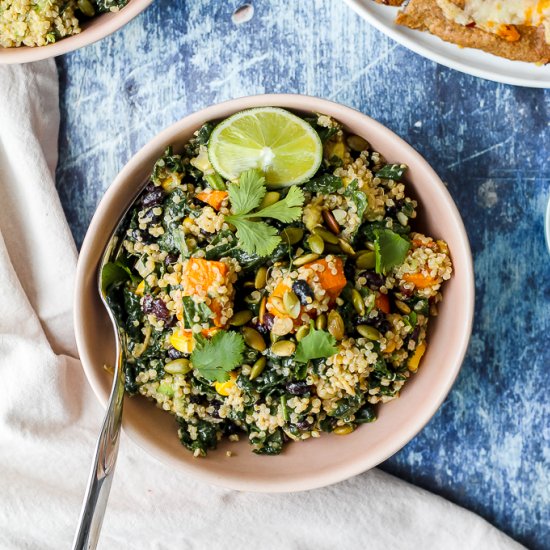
[374,0,550,64]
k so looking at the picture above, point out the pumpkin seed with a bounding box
[242,327,266,352]
[243,281,255,289]
[366,241,376,251]
[283,290,301,319]
[164,358,191,375]
[315,313,327,330]
[293,253,320,267]
[307,234,325,255]
[394,300,411,314]
[346,134,369,152]
[296,325,310,342]
[260,191,280,209]
[328,310,345,340]
[271,340,296,357]
[270,332,280,343]
[259,296,267,324]
[322,210,341,235]
[254,267,268,289]
[249,357,266,380]
[281,227,304,245]
[351,289,366,316]
[397,211,408,226]
[78,0,95,16]
[333,424,355,435]
[229,310,253,326]
[357,325,381,340]
[338,238,355,256]
[356,251,376,269]
[313,225,339,244]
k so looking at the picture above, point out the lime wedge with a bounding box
[208,107,323,187]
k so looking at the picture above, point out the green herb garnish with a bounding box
[190,330,245,382]
[294,322,338,363]
[225,169,305,256]
[374,229,411,275]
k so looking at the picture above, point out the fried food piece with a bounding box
[396,0,550,64]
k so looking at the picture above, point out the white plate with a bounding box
[344,0,550,88]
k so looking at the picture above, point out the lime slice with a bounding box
[208,107,323,187]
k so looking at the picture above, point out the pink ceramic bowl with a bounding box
[0,0,152,64]
[74,94,475,492]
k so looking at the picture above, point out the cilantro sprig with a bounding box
[374,229,411,275]
[294,322,338,363]
[190,331,245,382]
[225,169,305,256]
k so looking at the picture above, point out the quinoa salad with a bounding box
[0,0,128,48]
[103,108,453,457]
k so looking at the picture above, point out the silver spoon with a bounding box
[73,184,146,550]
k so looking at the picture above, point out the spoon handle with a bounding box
[72,347,125,550]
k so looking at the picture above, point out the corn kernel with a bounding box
[135,280,145,296]
[214,372,237,396]
[327,141,345,160]
[170,331,195,354]
[408,341,427,372]
[384,339,396,354]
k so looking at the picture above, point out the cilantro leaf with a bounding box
[249,185,305,222]
[294,322,338,363]
[228,169,266,215]
[374,229,411,275]
[225,174,304,257]
[191,330,245,382]
[229,217,281,256]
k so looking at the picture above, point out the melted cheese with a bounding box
[461,0,550,27]
[437,0,550,43]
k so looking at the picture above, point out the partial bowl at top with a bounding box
[74,94,474,492]
[0,0,152,64]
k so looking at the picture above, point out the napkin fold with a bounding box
[0,61,523,550]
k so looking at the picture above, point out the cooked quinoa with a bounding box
[0,0,128,48]
[104,111,453,457]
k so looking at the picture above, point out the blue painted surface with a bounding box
[55,1,550,548]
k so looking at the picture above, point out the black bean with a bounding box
[165,253,179,265]
[363,271,385,289]
[385,198,403,217]
[286,381,311,395]
[210,401,222,419]
[142,296,170,320]
[295,419,312,430]
[292,280,314,305]
[167,347,183,360]
[141,185,165,208]
[144,207,162,224]
[343,260,355,282]
[224,422,241,436]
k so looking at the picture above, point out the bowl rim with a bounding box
[74,94,475,492]
[0,0,153,64]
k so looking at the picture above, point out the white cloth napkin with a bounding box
[0,61,523,550]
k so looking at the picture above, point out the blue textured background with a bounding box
[55,1,550,548]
